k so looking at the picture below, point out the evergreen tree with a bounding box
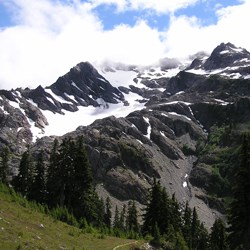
[126,200,139,234]
[159,187,171,233]
[197,222,209,250]
[210,219,228,250]
[0,145,10,184]
[191,207,199,250]
[113,205,120,229]
[182,201,192,248]
[119,204,127,232]
[169,193,182,232]
[46,138,61,207]
[228,135,250,250]
[12,147,34,196]
[104,197,112,228]
[142,178,163,235]
[29,151,47,203]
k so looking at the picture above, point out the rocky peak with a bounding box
[49,61,124,106]
[203,42,250,70]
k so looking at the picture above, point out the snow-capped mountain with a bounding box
[1,42,250,229]
[186,42,250,79]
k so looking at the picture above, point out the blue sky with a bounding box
[0,0,249,89]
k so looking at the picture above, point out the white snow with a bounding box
[159,101,191,106]
[183,174,188,188]
[136,139,143,145]
[219,50,230,55]
[175,91,184,95]
[214,99,230,106]
[161,113,168,117]
[97,77,108,83]
[168,112,191,121]
[101,69,137,88]
[143,117,151,139]
[0,106,9,115]
[160,131,166,138]
[140,67,180,79]
[32,91,145,140]
[72,82,82,92]
[9,100,20,109]
[186,68,208,75]
[45,89,73,104]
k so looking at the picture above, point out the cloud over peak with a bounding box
[0,0,249,89]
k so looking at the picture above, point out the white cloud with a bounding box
[0,0,166,89]
[89,0,199,13]
[163,0,250,57]
[0,0,250,90]
[127,0,199,13]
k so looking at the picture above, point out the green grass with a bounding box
[0,184,143,250]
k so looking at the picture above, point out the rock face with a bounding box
[187,42,250,78]
[49,62,124,108]
[1,43,250,229]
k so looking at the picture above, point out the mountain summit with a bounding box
[1,42,250,229]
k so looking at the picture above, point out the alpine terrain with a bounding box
[1,42,250,249]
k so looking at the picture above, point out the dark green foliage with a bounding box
[191,207,199,249]
[142,179,182,237]
[151,222,162,247]
[182,202,192,248]
[210,219,228,250]
[46,137,96,222]
[113,206,120,230]
[46,138,60,207]
[104,197,112,228]
[126,200,139,234]
[28,151,46,203]
[119,204,127,232]
[182,144,196,156]
[0,145,11,184]
[228,134,250,250]
[50,206,79,227]
[12,147,34,197]
[143,179,210,249]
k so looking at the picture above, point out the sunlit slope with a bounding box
[0,184,140,250]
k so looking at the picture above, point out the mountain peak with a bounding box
[201,42,250,71]
[72,61,96,74]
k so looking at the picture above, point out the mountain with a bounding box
[1,42,250,229]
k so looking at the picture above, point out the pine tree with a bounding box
[191,207,199,250]
[197,222,209,250]
[113,205,120,229]
[142,178,163,235]
[126,200,139,234]
[0,145,10,184]
[29,151,47,204]
[104,197,112,229]
[169,193,182,232]
[119,204,126,232]
[46,138,61,207]
[228,134,250,250]
[210,219,228,250]
[12,147,34,196]
[182,201,192,248]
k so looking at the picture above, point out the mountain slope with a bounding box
[1,42,250,229]
[0,183,142,249]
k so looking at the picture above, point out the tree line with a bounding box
[0,134,250,249]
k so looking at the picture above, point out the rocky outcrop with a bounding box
[2,43,250,230]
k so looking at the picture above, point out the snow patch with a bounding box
[169,112,191,121]
[143,117,151,139]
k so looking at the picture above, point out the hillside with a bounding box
[0,183,142,250]
[1,42,250,232]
